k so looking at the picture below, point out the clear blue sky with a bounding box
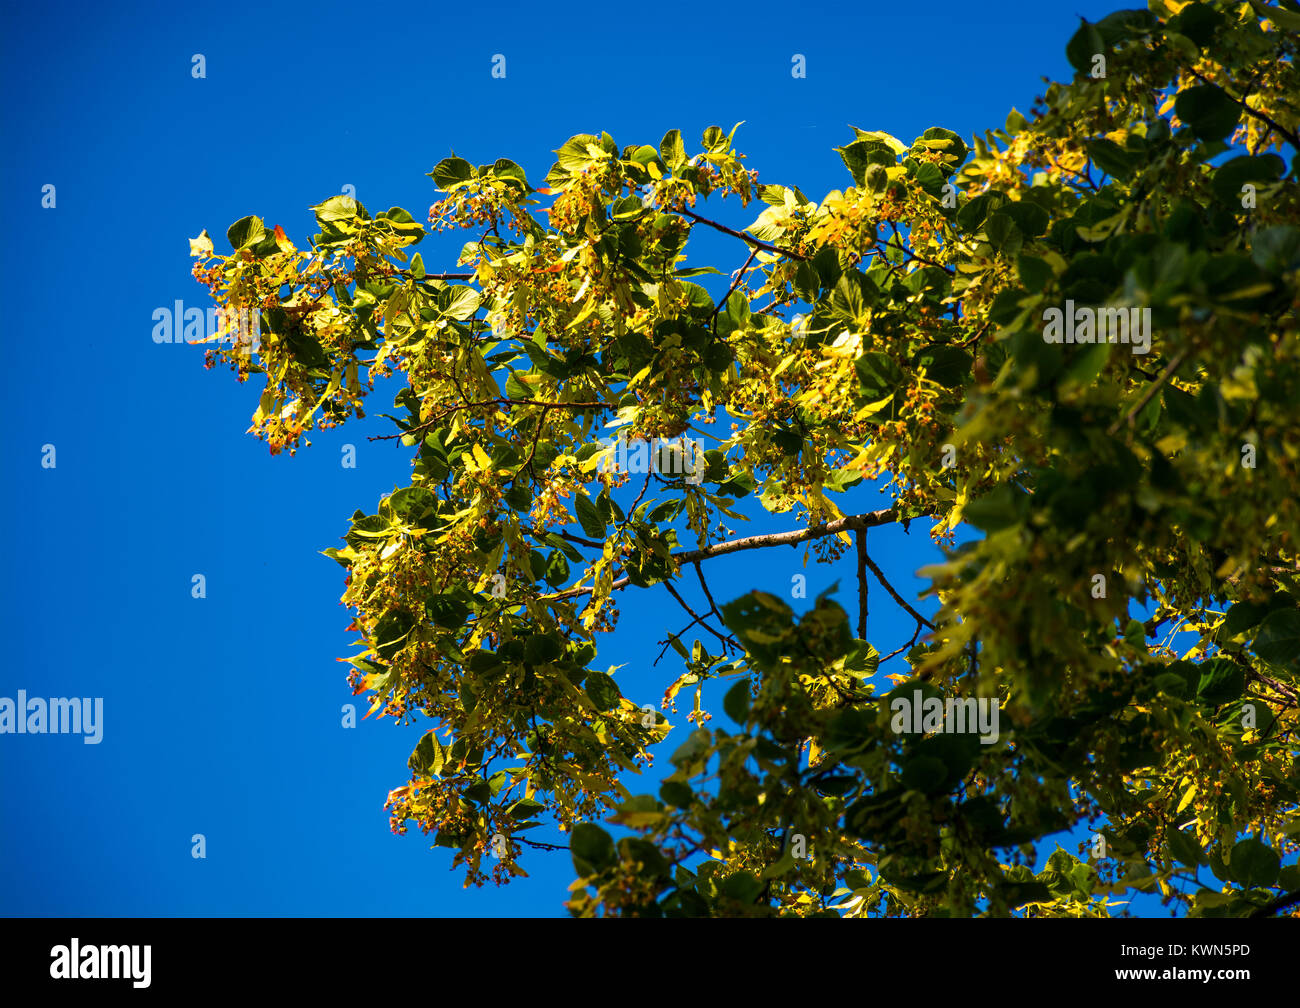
[1,0,1144,916]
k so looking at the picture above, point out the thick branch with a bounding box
[677,507,913,564]
[540,506,923,602]
[1250,887,1300,918]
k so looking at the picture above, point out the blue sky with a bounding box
[1,0,1151,917]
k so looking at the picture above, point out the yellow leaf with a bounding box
[273,224,295,255]
[854,395,895,420]
[567,297,598,330]
[947,485,970,532]
[189,230,214,257]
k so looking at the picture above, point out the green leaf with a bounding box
[670,727,713,767]
[1223,601,1267,637]
[1195,657,1244,705]
[227,215,266,249]
[660,781,695,807]
[957,190,1008,232]
[1167,825,1206,868]
[387,486,435,522]
[659,129,686,171]
[507,797,545,820]
[1170,2,1224,47]
[312,194,367,226]
[855,351,903,402]
[912,345,971,389]
[438,285,481,321]
[901,755,949,795]
[574,493,607,539]
[1065,19,1105,73]
[721,870,763,903]
[427,593,470,629]
[523,633,563,666]
[723,680,751,723]
[374,610,415,660]
[585,670,621,710]
[571,822,617,874]
[1252,226,1300,274]
[409,730,446,776]
[542,548,570,587]
[836,138,898,188]
[844,640,880,677]
[1094,8,1155,42]
[1005,201,1051,237]
[1175,84,1240,142]
[828,272,877,328]
[1018,254,1053,293]
[429,157,475,191]
[489,157,529,192]
[1229,838,1279,889]
[1085,138,1139,181]
[910,127,968,176]
[346,514,391,549]
[1253,608,1300,671]
[1212,154,1285,203]
[963,483,1027,532]
[553,135,602,180]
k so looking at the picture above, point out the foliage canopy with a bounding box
[193,0,1300,916]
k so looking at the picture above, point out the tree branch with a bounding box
[369,395,609,442]
[710,246,760,335]
[672,206,809,261]
[1107,348,1189,436]
[1249,887,1300,918]
[1188,68,1300,153]
[855,530,869,640]
[540,506,926,602]
[861,549,934,630]
[663,579,736,652]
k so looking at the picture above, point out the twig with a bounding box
[855,530,869,640]
[663,579,736,652]
[1188,68,1300,153]
[1106,349,1190,436]
[516,837,569,852]
[710,246,760,334]
[672,206,809,261]
[880,619,927,664]
[369,395,608,442]
[861,550,934,630]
